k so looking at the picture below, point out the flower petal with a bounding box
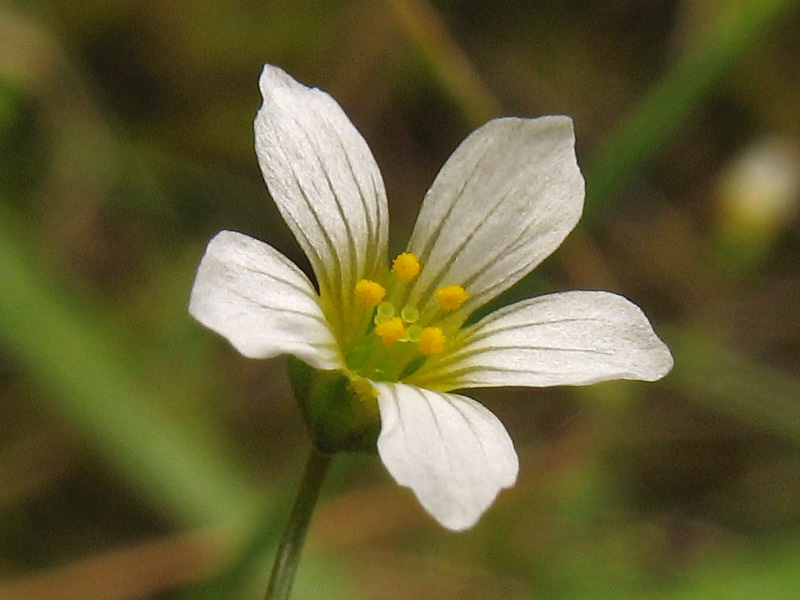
[254,65,389,333]
[373,382,518,531]
[413,291,673,389]
[189,231,343,370]
[406,116,584,314]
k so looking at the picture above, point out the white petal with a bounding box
[414,291,673,389]
[406,117,584,313]
[189,231,343,370]
[254,65,389,329]
[373,382,518,531]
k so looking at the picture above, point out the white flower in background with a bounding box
[189,65,673,531]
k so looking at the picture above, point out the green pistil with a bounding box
[375,301,395,322]
[346,270,464,382]
[344,300,429,381]
[400,305,419,323]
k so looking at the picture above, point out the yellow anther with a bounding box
[374,317,407,346]
[392,252,421,282]
[419,327,447,356]
[355,279,386,307]
[435,285,469,312]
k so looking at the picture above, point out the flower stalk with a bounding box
[264,448,332,600]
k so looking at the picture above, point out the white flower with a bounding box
[189,65,673,531]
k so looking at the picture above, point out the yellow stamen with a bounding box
[355,279,386,307]
[392,252,421,282]
[435,285,469,312]
[419,327,447,355]
[374,317,406,346]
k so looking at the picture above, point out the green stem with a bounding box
[264,448,332,600]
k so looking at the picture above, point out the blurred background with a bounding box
[1,0,800,598]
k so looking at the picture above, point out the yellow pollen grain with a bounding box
[392,252,421,282]
[435,285,469,312]
[374,317,407,346]
[355,279,386,307]
[419,327,447,355]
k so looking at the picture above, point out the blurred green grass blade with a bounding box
[0,199,260,528]
[585,0,798,216]
[0,202,356,599]
[385,0,502,127]
[668,328,800,444]
[656,536,800,599]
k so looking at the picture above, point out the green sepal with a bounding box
[288,357,380,454]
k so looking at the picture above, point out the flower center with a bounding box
[347,252,468,382]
